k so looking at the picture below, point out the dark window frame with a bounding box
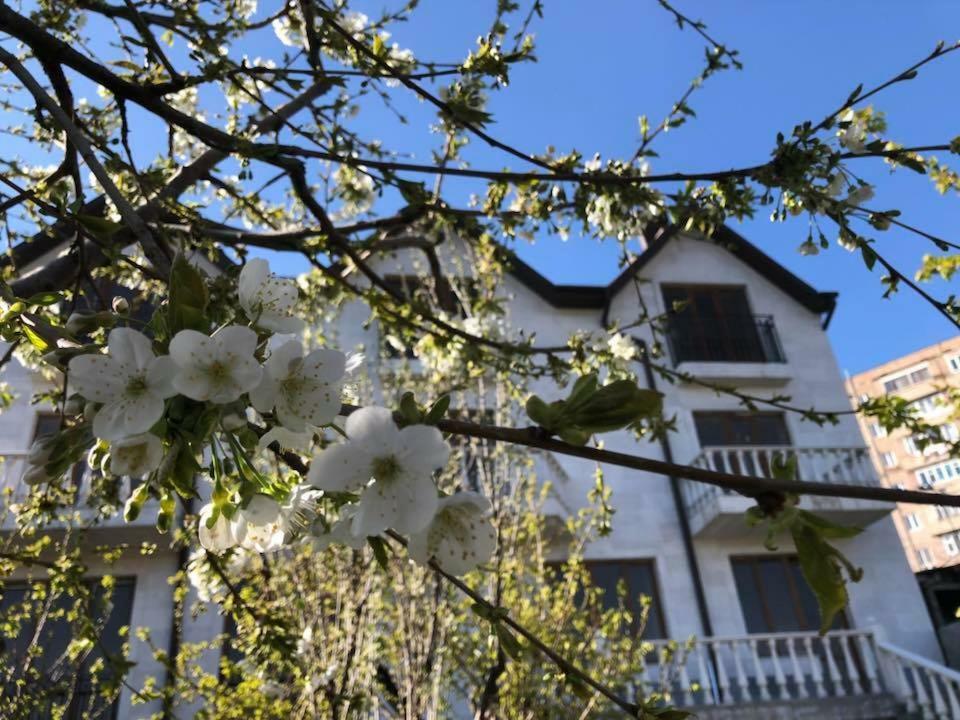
[662,283,785,364]
[693,411,792,448]
[731,555,848,634]
[583,558,668,639]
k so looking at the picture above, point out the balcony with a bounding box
[681,446,891,538]
[665,314,786,365]
[640,629,959,719]
[0,454,171,540]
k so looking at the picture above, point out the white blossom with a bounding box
[837,109,868,153]
[250,340,344,431]
[847,183,875,206]
[307,407,448,536]
[198,503,241,553]
[236,494,288,552]
[608,333,637,361]
[408,492,496,575]
[238,258,306,335]
[111,433,164,477]
[169,326,262,404]
[69,328,177,441]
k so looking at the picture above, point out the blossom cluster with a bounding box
[30,257,495,578]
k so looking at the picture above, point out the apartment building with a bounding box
[2,224,958,718]
[845,337,960,574]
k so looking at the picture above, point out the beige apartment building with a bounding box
[846,336,960,572]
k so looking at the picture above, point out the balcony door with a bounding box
[662,284,778,363]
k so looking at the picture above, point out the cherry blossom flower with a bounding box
[235,494,287,553]
[198,503,241,553]
[69,328,177,441]
[249,340,345,431]
[307,407,448,536]
[111,433,164,477]
[170,326,262,404]
[238,258,305,335]
[408,492,497,575]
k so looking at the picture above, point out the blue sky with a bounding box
[4,1,958,374]
[325,0,960,374]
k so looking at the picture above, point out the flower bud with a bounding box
[221,412,247,431]
[111,296,129,314]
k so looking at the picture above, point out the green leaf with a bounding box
[495,624,525,661]
[76,214,123,237]
[167,255,209,334]
[424,395,450,425]
[26,291,63,306]
[21,324,50,352]
[398,392,423,425]
[368,536,391,570]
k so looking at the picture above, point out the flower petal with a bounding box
[169,330,214,369]
[93,394,164,441]
[264,339,303,380]
[146,355,178,398]
[213,324,259,359]
[111,433,164,476]
[238,258,270,314]
[249,375,280,414]
[69,354,124,403]
[397,425,450,477]
[108,327,155,372]
[352,472,438,537]
[301,348,346,384]
[280,382,340,430]
[307,443,371,492]
[345,406,399,455]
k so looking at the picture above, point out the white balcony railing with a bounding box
[640,629,959,717]
[683,445,878,518]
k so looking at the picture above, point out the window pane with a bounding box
[586,560,666,639]
[694,412,790,446]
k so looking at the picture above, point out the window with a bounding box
[693,412,790,447]
[661,285,785,364]
[948,355,960,373]
[0,577,135,717]
[880,451,897,468]
[917,548,935,570]
[910,392,947,416]
[584,560,666,639]
[917,459,960,488]
[731,556,847,633]
[905,512,922,531]
[904,437,922,456]
[870,422,887,439]
[943,533,960,557]
[882,364,931,393]
[936,505,960,521]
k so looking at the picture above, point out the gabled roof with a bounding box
[497,224,838,323]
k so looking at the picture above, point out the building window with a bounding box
[910,392,947,416]
[917,548,935,570]
[584,559,666,639]
[693,412,790,447]
[731,556,847,633]
[0,577,136,715]
[936,505,960,521]
[870,422,887,439]
[943,533,960,557]
[905,512,922,532]
[904,437,922,456]
[883,364,932,393]
[948,355,960,373]
[661,284,785,364]
[917,460,960,489]
[880,451,897,468]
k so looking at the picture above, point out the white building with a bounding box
[2,223,959,718]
